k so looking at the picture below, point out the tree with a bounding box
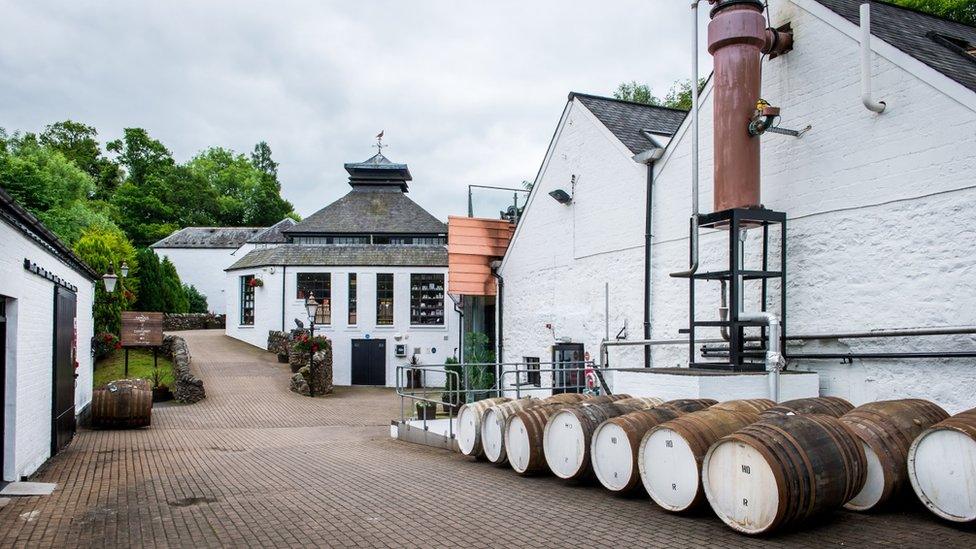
[132,248,166,312]
[251,141,279,180]
[73,225,137,334]
[184,284,209,314]
[187,146,294,226]
[612,78,707,110]
[613,81,661,105]
[888,0,975,25]
[39,120,122,199]
[160,257,189,313]
[107,128,175,187]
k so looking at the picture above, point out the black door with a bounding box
[552,343,585,394]
[52,287,77,455]
[351,339,386,385]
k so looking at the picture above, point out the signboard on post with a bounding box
[121,312,164,347]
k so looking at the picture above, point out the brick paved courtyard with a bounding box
[0,330,972,548]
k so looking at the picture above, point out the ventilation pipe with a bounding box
[860,3,887,113]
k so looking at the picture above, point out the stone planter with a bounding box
[289,345,333,396]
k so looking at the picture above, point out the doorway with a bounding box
[552,343,584,394]
[52,287,77,455]
[351,339,386,385]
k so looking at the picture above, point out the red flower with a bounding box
[311,344,318,353]
[114,342,122,350]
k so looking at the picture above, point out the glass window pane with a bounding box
[348,273,357,325]
[376,273,394,325]
[410,273,444,326]
[240,275,255,326]
[297,273,331,324]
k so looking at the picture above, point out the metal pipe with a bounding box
[860,3,887,113]
[490,261,504,366]
[671,1,702,278]
[719,279,730,341]
[788,351,976,360]
[644,162,653,367]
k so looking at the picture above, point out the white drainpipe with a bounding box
[735,230,786,401]
[860,3,887,113]
[672,1,702,278]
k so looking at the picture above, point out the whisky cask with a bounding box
[457,397,511,457]
[908,407,976,523]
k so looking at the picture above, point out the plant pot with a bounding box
[416,404,437,420]
[406,368,423,389]
[277,353,289,363]
[441,402,460,415]
[152,386,173,403]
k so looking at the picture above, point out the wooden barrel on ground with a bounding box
[482,399,548,465]
[712,398,775,415]
[657,398,717,414]
[544,393,590,404]
[457,397,511,457]
[614,396,665,409]
[702,414,867,535]
[760,396,853,418]
[543,401,647,481]
[908,407,976,523]
[590,407,681,493]
[91,379,153,429]
[842,399,949,511]
[639,408,761,512]
[505,403,571,475]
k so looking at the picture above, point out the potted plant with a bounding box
[290,333,329,374]
[247,277,264,288]
[415,400,437,420]
[150,363,173,403]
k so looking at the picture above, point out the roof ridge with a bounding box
[568,91,690,113]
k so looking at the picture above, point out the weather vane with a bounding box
[375,130,386,154]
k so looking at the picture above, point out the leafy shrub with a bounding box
[291,333,331,355]
[184,284,208,313]
[92,332,120,361]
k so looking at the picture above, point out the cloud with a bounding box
[0,0,708,220]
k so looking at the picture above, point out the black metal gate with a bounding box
[52,287,77,455]
[552,343,584,394]
[351,339,386,385]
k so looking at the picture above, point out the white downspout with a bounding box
[671,1,702,278]
[860,3,887,113]
[735,231,786,401]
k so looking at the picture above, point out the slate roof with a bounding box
[226,244,448,270]
[248,218,296,244]
[286,187,447,235]
[815,0,976,93]
[570,93,688,153]
[0,186,98,280]
[151,226,265,249]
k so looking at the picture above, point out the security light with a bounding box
[102,268,118,292]
[549,189,573,205]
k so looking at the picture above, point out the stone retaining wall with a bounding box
[163,313,226,331]
[160,335,206,403]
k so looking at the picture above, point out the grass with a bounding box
[94,349,174,389]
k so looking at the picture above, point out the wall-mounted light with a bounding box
[548,189,573,205]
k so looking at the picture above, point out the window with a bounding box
[376,273,394,326]
[410,274,444,325]
[297,273,331,324]
[524,357,541,387]
[348,273,358,325]
[240,275,255,325]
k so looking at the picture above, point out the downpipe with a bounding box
[860,3,886,113]
[735,229,784,401]
[671,0,702,278]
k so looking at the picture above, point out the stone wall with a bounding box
[160,335,206,403]
[164,313,226,331]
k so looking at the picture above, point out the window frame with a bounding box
[296,272,332,325]
[348,273,358,326]
[523,357,541,387]
[240,275,255,326]
[410,273,445,326]
[376,273,394,326]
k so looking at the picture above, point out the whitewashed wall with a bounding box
[225,264,459,387]
[153,246,249,315]
[502,1,976,414]
[0,221,94,480]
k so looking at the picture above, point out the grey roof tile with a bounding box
[286,187,446,235]
[570,93,688,153]
[226,244,448,270]
[151,226,265,249]
[248,218,296,244]
[815,0,976,92]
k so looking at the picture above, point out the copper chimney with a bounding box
[708,0,790,212]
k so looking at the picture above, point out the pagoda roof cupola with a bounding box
[343,152,412,192]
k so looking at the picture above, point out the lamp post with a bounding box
[305,292,320,397]
[102,265,118,293]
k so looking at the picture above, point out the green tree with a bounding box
[889,0,975,25]
[107,128,175,187]
[73,225,137,334]
[160,257,189,313]
[184,284,209,314]
[251,141,279,180]
[612,78,706,110]
[613,81,661,105]
[187,146,294,226]
[39,120,122,199]
[132,248,166,312]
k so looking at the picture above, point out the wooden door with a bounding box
[351,339,386,385]
[51,287,77,455]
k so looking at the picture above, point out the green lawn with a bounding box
[94,349,174,389]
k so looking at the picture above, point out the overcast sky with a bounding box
[0,1,710,220]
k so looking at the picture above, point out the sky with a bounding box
[0,0,711,221]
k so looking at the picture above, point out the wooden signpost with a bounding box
[120,312,164,377]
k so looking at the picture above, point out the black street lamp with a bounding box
[305,292,320,397]
[102,265,118,293]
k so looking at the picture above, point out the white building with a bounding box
[500,0,976,413]
[225,151,459,387]
[151,220,296,315]
[1,187,96,480]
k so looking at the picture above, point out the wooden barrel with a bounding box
[91,379,153,429]
[908,407,976,523]
[614,396,665,409]
[639,408,761,512]
[543,402,643,481]
[760,396,853,418]
[712,398,775,415]
[842,399,949,511]
[543,393,590,404]
[702,414,867,535]
[505,403,570,475]
[657,398,717,414]
[457,397,511,457]
[482,399,548,465]
[591,407,681,493]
